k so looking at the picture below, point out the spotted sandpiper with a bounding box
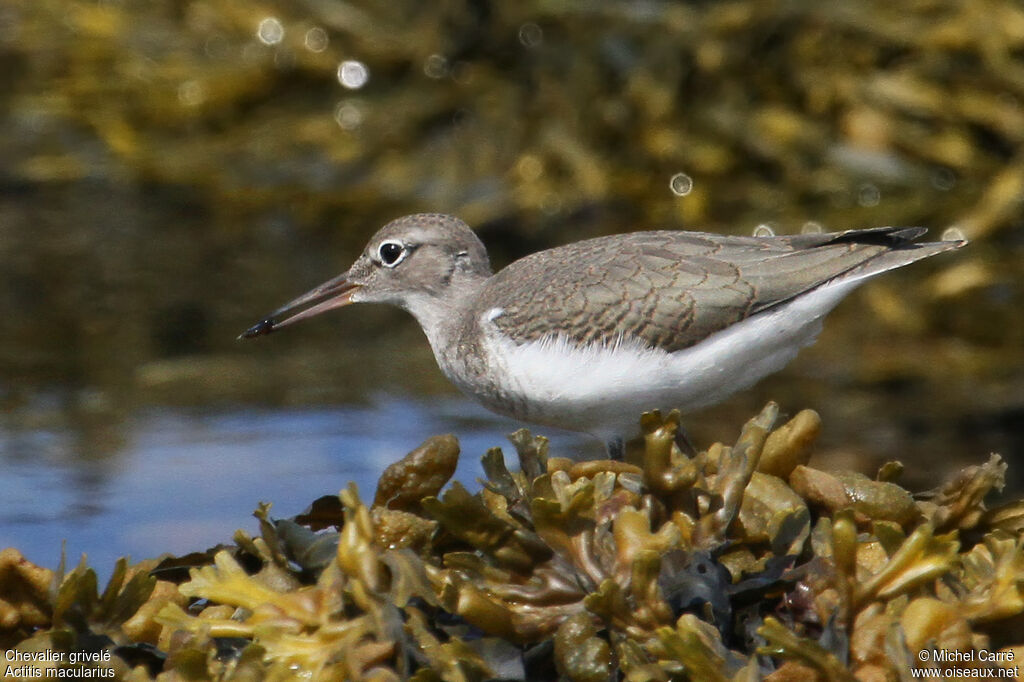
[241,214,963,448]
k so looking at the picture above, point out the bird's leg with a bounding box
[606,436,625,461]
[674,424,697,457]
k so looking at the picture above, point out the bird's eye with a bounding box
[378,241,405,266]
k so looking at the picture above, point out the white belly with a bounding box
[475,279,859,440]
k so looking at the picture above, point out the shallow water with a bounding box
[0,395,587,575]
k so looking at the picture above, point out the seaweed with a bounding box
[3,403,1021,679]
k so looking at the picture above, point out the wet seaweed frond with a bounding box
[2,404,1022,679]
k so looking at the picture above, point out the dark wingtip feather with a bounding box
[888,226,930,243]
[827,226,929,248]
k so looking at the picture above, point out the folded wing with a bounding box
[478,227,962,352]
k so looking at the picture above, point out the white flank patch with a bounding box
[479,279,860,439]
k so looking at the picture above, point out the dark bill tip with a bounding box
[236,272,360,341]
[238,318,276,340]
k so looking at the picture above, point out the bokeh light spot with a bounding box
[423,54,448,79]
[669,172,693,196]
[304,27,328,53]
[858,183,881,207]
[337,60,369,89]
[518,23,543,48]
[334,101,364,130]
[256,17,284,46]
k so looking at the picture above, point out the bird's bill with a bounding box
[238,272,360,339]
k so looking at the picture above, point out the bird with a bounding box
[240,213,964,453]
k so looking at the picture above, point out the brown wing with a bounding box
[476,227,955,352]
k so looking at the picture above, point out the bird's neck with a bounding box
[400,273,486,359]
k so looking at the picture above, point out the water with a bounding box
[0,395,588,575]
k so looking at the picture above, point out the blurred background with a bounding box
[1,0,1022,573]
